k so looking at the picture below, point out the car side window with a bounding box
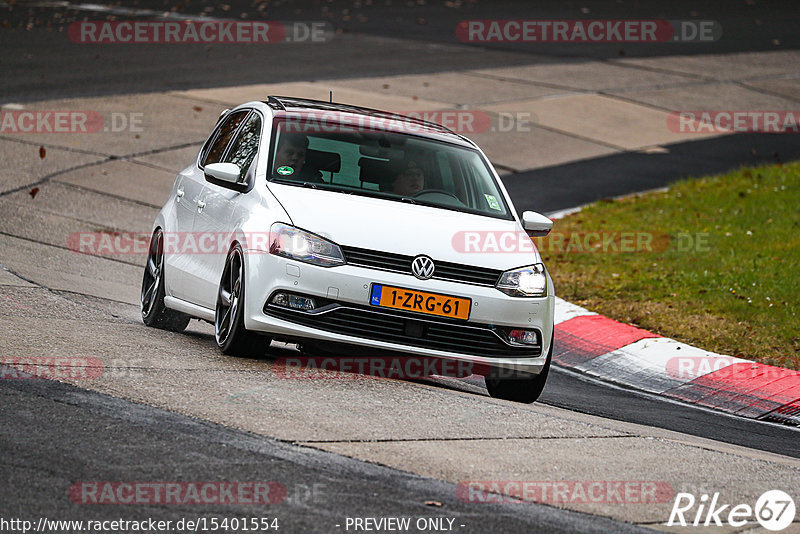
[223,112,262,180]
[201,110,248,167]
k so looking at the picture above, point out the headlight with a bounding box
[496,263,547,297]
[269,223,345,267]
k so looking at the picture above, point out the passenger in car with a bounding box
[389,160,425,196]
[273,133,323,182]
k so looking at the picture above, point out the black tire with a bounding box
[485,328,554,404]
[215,244,270,358]
[141,228,190,332]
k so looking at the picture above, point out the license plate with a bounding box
[369,284,471,320]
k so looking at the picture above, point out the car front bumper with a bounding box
[242,251,555,376]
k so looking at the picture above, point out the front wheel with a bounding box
[141,228,190,332]
[215,244,270,358]
[485,329,553,404]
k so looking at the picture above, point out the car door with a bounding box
[164,169,198,301]
[176,109,249,304]
[190,110,263,309]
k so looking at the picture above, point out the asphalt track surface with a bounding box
[3,0,800,102]
[1,376,649,533]
[2,1,800,531]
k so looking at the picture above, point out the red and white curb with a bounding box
[552,297,800,426]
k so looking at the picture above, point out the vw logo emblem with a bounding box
[411,255,435,280]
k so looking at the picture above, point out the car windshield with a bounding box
[266,116,512,219]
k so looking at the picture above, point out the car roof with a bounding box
[263,95,476,148]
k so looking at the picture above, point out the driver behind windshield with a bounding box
[388,160,425,197]
[273,133,323,183]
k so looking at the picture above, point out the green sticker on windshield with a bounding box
[277,166,294,176]
[484,194,501,211]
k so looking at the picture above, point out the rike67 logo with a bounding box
[667,490,795,531]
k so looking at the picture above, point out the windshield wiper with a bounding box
[400,196,417,204]
[271,177,329,190]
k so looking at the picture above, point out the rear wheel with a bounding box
[215,244,270,358]
[485,329,553,404]
[141,228,190,332]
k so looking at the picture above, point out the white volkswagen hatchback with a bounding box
[141,96,555,403]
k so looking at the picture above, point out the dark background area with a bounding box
[2,0,799,102]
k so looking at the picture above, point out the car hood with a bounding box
[267,183,542,270]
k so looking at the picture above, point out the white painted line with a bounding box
[545,186,671,220]
[553,296,596,325]
[22,1,225,21]
[551,364,800,433]
[546,206,583,220]
[573,337,749,394]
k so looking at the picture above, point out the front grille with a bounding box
[341,245,502,287]
[264,302,542,358]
